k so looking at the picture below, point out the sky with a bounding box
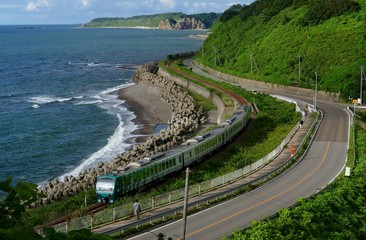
[0,0,255,25]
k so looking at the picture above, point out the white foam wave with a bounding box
[87,62,100,67]
[99,82,134,96]
[60,113,131,180]
[57,83,139,180]
[28,95,84,105]
[32,104,40,109]
[68,61,112,68]
[75,100,103,105]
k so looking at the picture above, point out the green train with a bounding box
[96,105,251,204]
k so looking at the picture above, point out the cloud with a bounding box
[79,0,90,8]
[25,0,50,12]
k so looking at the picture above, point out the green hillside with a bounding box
[84,12,220,28]
[196,0,366,101]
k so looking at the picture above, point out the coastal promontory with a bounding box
[82,12,220,30]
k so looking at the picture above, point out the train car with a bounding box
[96,105,251,204]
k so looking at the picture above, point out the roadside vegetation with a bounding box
[226,120,366,239]
[0,177,111,240]
[196,0,366,101]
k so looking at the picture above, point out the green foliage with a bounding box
[23,188,96,227]
[225,125,366,239]
[0,177,45,230]
[302,0,361,26]
[0,178,111,240]
[220,4,243,23]
[84,13,184,27]
[187,90,216,111]
[197,0,366,101]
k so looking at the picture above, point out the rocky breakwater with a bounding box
[36,62,207,207]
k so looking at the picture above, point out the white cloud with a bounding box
[25,0,50,12]
[79,0,90,8]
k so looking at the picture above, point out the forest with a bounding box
[196,0,366,101]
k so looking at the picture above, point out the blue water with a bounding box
[0,25,203,185]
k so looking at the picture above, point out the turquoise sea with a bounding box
[0,25,203,185]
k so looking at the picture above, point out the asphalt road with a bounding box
[127,62,350,240]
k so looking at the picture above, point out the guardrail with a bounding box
[52,103,320,234]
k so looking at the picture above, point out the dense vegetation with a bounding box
[0,177,111,240]
[196,0,366,101]
[84,12,220,28]
[226,123,366,239]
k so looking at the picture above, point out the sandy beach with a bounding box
[118,83,171,142]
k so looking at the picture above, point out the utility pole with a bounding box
[360,65,365,104]
[213,47,217,66]
[314,72,318,109]
[181,167,190,240]
[298,56,301,83]
[250,52,253,74]
[250,52,258,74]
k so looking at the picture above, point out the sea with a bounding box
[0,25,203,186]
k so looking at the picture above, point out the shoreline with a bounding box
[118,83,171,143]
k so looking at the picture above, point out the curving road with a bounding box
[128,62,350,240]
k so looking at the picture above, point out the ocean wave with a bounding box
[58,83,139,180]
[59,113,132,180]
[68,61,113,68]
[0,94,12,99]
[75,100,103,105]
[32,104,40,109]
[99,82,134,96]
[28,95,84,105]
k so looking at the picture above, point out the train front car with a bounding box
[96,174,118,204]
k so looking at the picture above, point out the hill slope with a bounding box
[196,0,366,100]
[84,12,220,29]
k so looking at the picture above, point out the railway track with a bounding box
[35,202,107,230]
[166,61,248,105]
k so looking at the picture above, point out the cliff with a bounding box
[158,17,206,30]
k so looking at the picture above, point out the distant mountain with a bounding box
[83,12,221,30]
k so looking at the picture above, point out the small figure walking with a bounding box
[133,200,141,220]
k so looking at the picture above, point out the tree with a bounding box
[0,177,112,240]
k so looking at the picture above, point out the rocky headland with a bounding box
[158,17,206,30]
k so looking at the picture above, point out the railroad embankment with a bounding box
[36,62,207,206]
